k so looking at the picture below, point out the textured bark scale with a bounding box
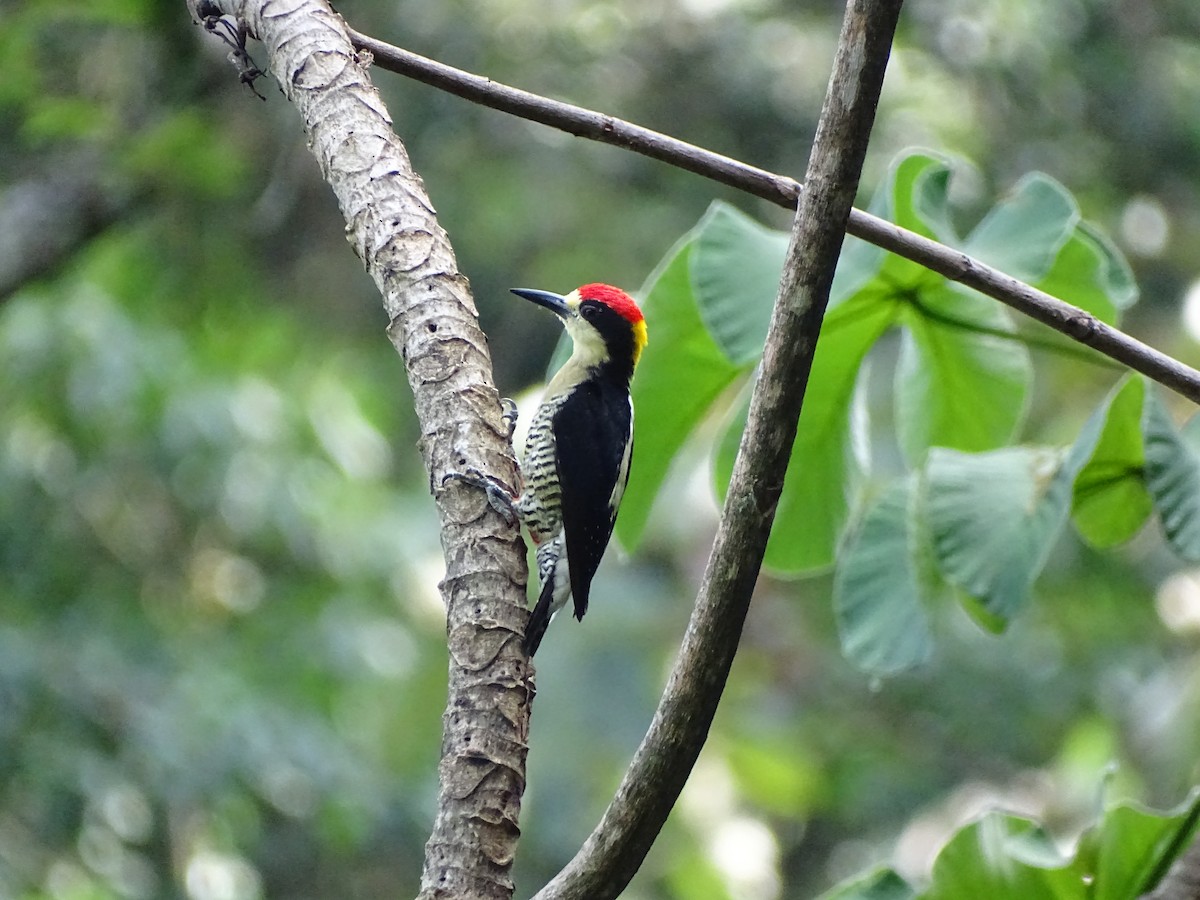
[199,2,533,897]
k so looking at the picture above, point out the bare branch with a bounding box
[348,28,1200,407]
[532,1,903,896]
[192,3,531,897]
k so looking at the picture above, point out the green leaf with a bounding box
[895,285,1032,464]
[622,195,890,561]
[1076,791,1200,900]
[873,151,958,286]
[1072,377,1153,547]
[887,151,958,243]
[834,477,932,675]
[924,445,1079,624]
[915,790,1200,900]
[921,813,1081,900]
[690,202,791,366]
[714,290,896,573]
[1142,390,1200,561]
[819,868,916,900]
[616,234,741,550]
[1034,223,1138,326]
[963,172,1078,280]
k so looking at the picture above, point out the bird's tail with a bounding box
[523,577,556,657]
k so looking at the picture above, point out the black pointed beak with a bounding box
[511,288,570,319]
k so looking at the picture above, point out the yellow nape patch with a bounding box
[632,319,648,366]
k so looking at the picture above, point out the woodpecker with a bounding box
[482,284,647,656]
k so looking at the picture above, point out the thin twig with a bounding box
[348,27,1200,406]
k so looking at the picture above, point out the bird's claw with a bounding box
[442,467,519,527]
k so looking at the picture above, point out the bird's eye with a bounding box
[580,303,597,320]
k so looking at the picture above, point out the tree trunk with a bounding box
[189,2,532,897]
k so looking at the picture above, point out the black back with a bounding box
[552,370,633,620]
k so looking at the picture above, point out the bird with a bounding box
[465,283,647,656]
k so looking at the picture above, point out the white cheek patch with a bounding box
[564,316,609,368]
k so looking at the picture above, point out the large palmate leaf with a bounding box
[919,791,1200,900]
[1072,376,1153,547]
[833,477,932,675]
[1034,222,1138,325]
[714,289,895,573]
[1143,389,1200,561]
[820,789,1200,900]
[689,202,791,366]
[617,149,1141,645]
[696,202,895,574]
[963,172,1079,280]
[923,442,1086,627]
[616,232,741,549]
[895,284,1031,465]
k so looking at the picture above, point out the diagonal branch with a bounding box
[532,0,904,896]
[189,2,532,897]
[348,28,1200,407]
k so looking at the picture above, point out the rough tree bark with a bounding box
[534,0,904,896]
[189,2,531,897]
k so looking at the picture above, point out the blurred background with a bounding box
[3,0,1200,897]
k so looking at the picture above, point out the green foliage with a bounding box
[624,150,1189,676]
[818,868,916,900]
[1069,374,1200,562]
[6,2,1200,898]
[712,266,893,572]
[20,95,113,144]
[125,110,252,197]
[819,790,1200,900]
[894,284,1030,465]
[689,201,791,365]
[833,478,931,674]
[0,231,436,897]
[924,444,1079,628]
[614,224,741,548]
[621,200,893,570]
[1143,389,1200,561]
[1072,377,1154,547]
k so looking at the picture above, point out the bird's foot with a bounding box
[442,467,520,527]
